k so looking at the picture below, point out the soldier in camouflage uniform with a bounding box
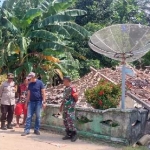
[60,76,78,142]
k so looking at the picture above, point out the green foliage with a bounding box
[75,0,147,25]
[86,59,100,69]
[133,51,150,68]
[80,59,100,76]
[74,0,148,69]
[112,0,147,24]
[1,0,150,84]
[58,9,87,17]
[29,30,58,41]
[84,22,104,33]
[67,69,80,80]
[0,0,89,84]
[85,79,121,110]
[0,74,7,85]
[59,52,80,80]
[75,0,114,26]
[143,52,150,66]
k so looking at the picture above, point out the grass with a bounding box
[122,146,148,150]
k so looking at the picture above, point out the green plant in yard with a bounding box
[85,79,121,110]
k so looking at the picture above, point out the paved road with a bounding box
[0,128,121,150]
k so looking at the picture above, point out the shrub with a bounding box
[0,74,7,85]
[85,79,121,110]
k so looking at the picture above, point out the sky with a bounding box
[0,0,4,6]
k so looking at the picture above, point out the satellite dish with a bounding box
[89,24,150,109]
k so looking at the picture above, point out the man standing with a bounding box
[21,72,46,136]
[59,76,78,142]
[0,73,17,130]
[15,78,29,128]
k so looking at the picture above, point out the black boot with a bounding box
[62,130,72,140]
[7,123,13,129]
[1,122,7,130]
[71,131,78,142]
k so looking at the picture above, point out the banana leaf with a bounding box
[58,9,87,17]
[29,30,58,41]
[21,8,42,28]
[33,15,73,29]
[18,37,28,57]
[2,17,18,33]
[31,41,71,51]
[47,24,70,38]
[62,22,90,37]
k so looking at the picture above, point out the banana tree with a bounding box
[0,0,89,84]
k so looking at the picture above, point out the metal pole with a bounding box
[121,64,126,110]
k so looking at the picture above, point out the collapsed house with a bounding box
[46,66,150,110]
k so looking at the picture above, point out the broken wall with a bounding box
[40,105,148,145]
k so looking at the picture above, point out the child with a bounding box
[15,78,29,128]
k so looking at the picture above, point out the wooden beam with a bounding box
[90,66,97,72]
[98,72,117,85]
[90,67,117,85]
[127,92,150,110]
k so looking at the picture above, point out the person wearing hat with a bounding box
[59,76,78,142]
[21,72,46,136]
[0,73,17,130]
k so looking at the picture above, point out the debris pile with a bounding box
[46,70,102,107]
[100,67,150,106]
[46,67,150,108]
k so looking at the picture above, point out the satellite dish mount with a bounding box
[89,24,150,110]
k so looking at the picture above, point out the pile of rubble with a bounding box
[46,70,102,107]
[46,66,150,108]
[100,67,150,106]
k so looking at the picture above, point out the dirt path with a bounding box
[0,128,121,150]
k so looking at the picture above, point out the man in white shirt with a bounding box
[0,73,16,130]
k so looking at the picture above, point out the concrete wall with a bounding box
[40,105,148,145]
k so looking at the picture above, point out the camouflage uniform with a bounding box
[63,86,77,132]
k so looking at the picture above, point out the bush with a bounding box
[80,59,100,76]
[68,69,80,80]
[0,74,7,85]
[85,79,121,110]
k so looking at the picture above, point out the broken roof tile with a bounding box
[46,67,150,109]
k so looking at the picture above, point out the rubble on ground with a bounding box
[100,67,150,105]
[46,66,150,108]
[46,70,101,108]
